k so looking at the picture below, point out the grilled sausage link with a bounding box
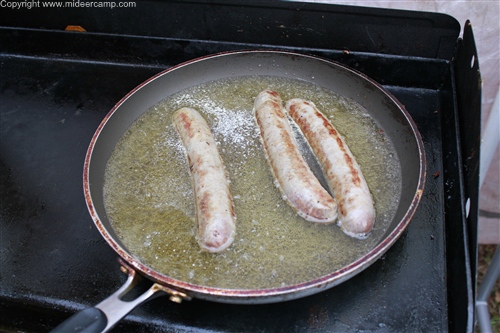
[173,107,236,252]
[254,90,337,223]
[285,98,375,237]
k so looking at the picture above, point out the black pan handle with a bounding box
[50,307,107,333]
[50,261,191,333]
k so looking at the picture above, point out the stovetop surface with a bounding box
[0,2,477,332]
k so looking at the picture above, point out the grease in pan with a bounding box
[103,75,402,290]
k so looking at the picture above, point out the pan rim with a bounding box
[83,49,426,303]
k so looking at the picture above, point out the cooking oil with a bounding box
[103,76,402,289]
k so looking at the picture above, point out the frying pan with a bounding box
[52,50,425,332]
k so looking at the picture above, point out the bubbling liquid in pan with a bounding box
[103,76,402,290]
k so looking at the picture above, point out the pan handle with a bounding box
[50,260,191,333]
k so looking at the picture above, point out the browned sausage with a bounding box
[173,107,236,252]
[254,90,337,223]
[286,98,375,237]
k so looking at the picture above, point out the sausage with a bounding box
[254,90,337,223]
[172,107,236,252]
[285,98,375,237]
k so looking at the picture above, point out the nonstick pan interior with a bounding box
[84,50,425,304]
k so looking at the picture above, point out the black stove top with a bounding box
[0,2,480,332]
